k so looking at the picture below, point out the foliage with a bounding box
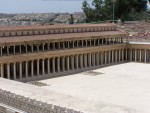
[82,0,95,22]
[82,0,148,22]
[115,0,147,21]
[69,14,74,24]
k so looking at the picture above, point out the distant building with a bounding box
[0,23,150,112]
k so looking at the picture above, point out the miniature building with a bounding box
[0,23,150,82]
[0,23,131,82]
[0,24,150,113]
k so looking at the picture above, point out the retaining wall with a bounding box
[0,89,83,113]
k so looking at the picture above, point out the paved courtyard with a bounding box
[39,62,150,113]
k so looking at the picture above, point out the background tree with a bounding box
[69,14,74,24]
[115,0,147,21]
[82,0,95,22]
[82,0,148,22]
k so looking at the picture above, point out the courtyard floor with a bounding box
[39,62,150,113]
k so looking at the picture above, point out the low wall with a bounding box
[0,89,83,113]
[0,105,6,113]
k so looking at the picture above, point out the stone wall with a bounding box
[0,89,83,113]
[0,105,6,113]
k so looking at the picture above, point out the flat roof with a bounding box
[0,31,128,44]
[0,63,150,113]
[39,62,150,113]
[0,23,116,31]
[130,42,150,45]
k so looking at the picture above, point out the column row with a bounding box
[0,37,125,56]
[129,49,150,62]
[0,49,128,80]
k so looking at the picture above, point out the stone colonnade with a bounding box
[0,49,127,81]
[129,49,150,62]
[0,37,124,56]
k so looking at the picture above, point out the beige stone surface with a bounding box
[40,62,150,113]
[0,62,150,113]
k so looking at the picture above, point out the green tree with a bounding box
[115,0,147,21]
[82,0,95,22]
[69,14,74,24]
[82,0,147,22]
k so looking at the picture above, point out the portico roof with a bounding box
[0,23,116,32]
[0,31,128,45]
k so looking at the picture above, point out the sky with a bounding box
[0,0,149,14]
[0,0,88,14]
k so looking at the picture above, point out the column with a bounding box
[81,40,84,47]
[140,50,142,62]
[145,50,147,63]
[80,55,83,68]
[7,63,10,79]
[130,49,132,61]
[93,39,96,46]
[19,62,22,79]
[77,41,79,48]
[0,47,2,55]
[121,37,123,43]
[62,57,65,71]
[98,39,100,46]
[71,56,74,70]
[26,45,28,53]
[53,43,55,50]
[13,46,15,55]
[105,51,107,64]
[84,54,87,68]
[13,63,16,80]
[47,59,50,74]
[126,49,128,61]
[58,42,60,50]
[62,42,65,49]
[112,50,114,63]
[119,50,121,62]
[105,39,107,45]
[19,45,21,54]
[52,58,55,73]
[42,59,45,75]
[67,56,70,70]
[108,51,111,64]
[72,41,75,48]
[96,52,99,66]
[115,50,118,62]
[47,43,50,50]
[57,57,60,72]
[88,53,91,67]
[90,40,92,46]
[85,40,88,47]
[92,53,95,66]
[31,60,34,77]
[37,45,39,52]
[42,44,45,51]
[112,38,114,44]
[7,47,9,55]
[135,49,137,62]
[102,39,103,45]
[101,52,103,65]
[25,61,28,78]
[31,45,33,52]
[75,55,79,69]
[118,37,121,43]
[122,49,124,61]
[37,59,39,76]
[0,64,4,78]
